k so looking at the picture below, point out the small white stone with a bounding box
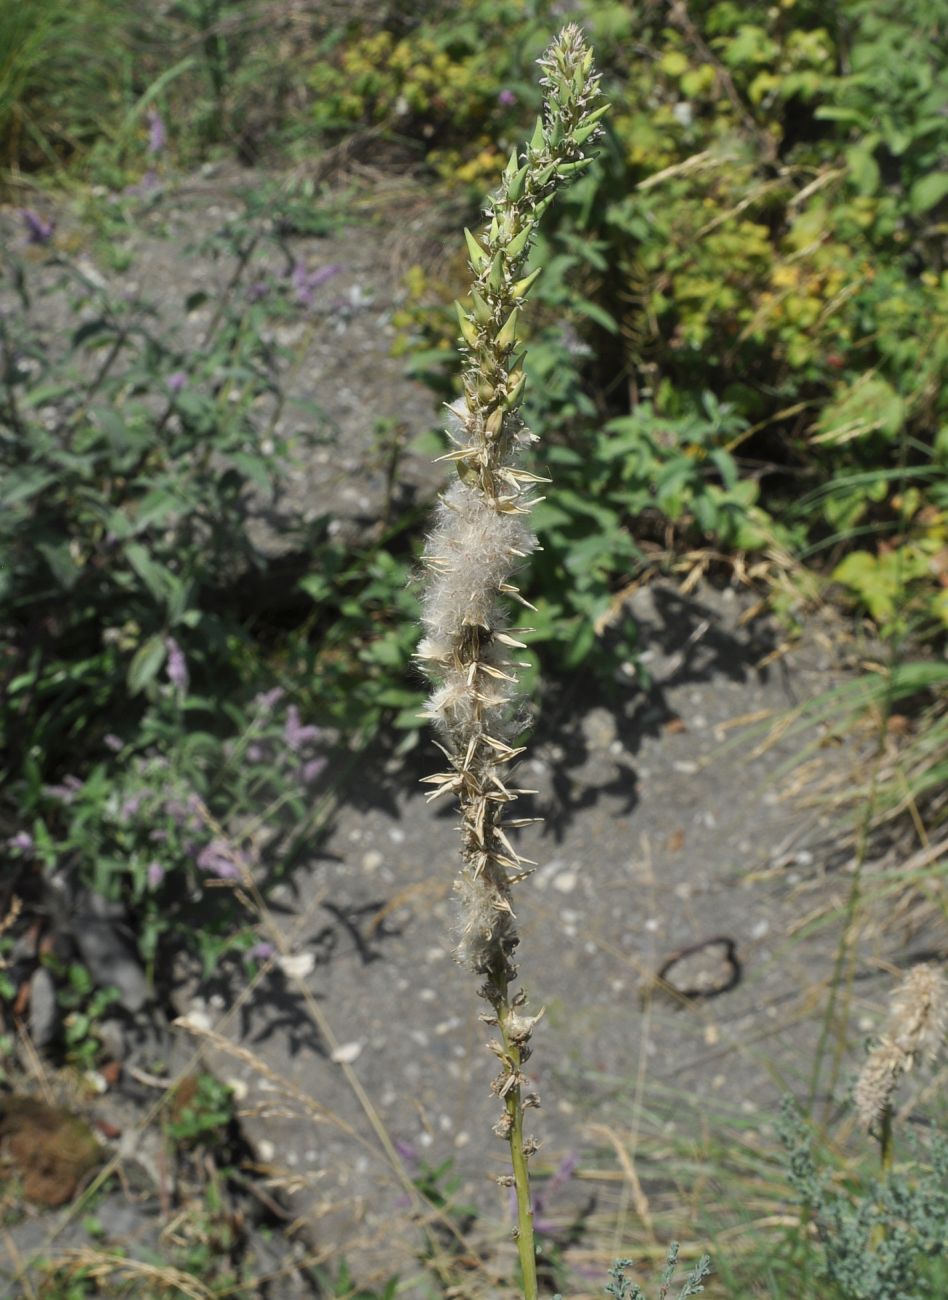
[279,951,315,980]
[552,870,577,893]
[257,1139,276,1161]
[389,827,405,844]
[435,1017,460,1036]
[180,1005,212,1032]
[226,1078,249,1101]
[362,850,383,871]
[419,988,437,1002]
[426,946,446,961]
[331,1040,363,1064]
[645,917,659,932]
[455,1131,470,1148]
[673,760,699,774]
[751,919,770,940]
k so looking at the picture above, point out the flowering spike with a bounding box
[416,27,605,1300]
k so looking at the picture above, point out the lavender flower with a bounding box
[44,775,83,803]
[120,793,144,820]
[196,839,244,880]
[146,107,166,155]
[167,370,187,395]
[253,686,285,714]
[498,88,518,107]
[21,209,54,245]
[284,704,321,752]
[302,756,327,784]
[291,261,341,310]
[247,941,276,963]
[165,636,189,693]
[8,831,34,853]
[146,862,165,888]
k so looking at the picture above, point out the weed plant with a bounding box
[2,4,947,1298]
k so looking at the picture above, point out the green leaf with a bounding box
[0,467,56,508]
[909,172,948,215]
[127,635,166,695]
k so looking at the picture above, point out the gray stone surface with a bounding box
[3,171,929,1297]
[169,581,888,1290]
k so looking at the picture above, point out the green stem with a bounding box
[494,982,538,1300]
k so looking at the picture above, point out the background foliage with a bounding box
[1,2,947,1292]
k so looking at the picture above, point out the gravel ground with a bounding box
[2,170,932,1297]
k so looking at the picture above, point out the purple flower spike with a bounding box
[498,89,518,107]
[146,106,166,155]
[302,756,327,785]
[8,831,34,853]
[120,793,143,820]
[284,704,322,752]
[167,370,187,395]
[253,686,285,714]
[147,861,165,888]
[196,838,244,880]
[165,637,189,693]
[247,941,275,963]
[21,209,54,245]
[291,261,342,309]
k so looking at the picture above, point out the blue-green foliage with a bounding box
[780,1103,948,1299]
[604,1244,712,1300]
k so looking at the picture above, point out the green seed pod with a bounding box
[529,116,545,153]
[489,251,505,294]
[506,225,532,259]
[505,371,527,409]
[464,227,488,270]
[470,288,492,325]
[572,120,602,146]
[507,164,528,204]
[496,307,519,352]
[511,267,542,300]
[455,301,479,349]
[485,406,505,437]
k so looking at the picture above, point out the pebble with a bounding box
[331,1041,363,1064]
[278,951,315,979]
[362,850,383,871]
[28,967,58,1051]
[552,870,577,893]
